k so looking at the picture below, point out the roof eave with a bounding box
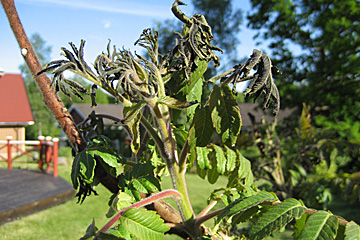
[0,121,35,126]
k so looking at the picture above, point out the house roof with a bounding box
[239,103,294,129]
[0,73,34,126]
[68,103,124,125]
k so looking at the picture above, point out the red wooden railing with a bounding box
[0,136,59,177]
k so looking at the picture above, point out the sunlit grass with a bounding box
[1,146,359,239]
[0,164,112,240]
[0,150,229,240]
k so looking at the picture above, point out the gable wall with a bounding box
[0,127,25,157]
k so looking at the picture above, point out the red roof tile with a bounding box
[0,73,34,125]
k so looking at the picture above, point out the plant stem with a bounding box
[95,190,181,238]
[145,97,196,229]
[179,140,189,173]
[197,200,219,218]
[1,0,85,151]
[195,209,223,226]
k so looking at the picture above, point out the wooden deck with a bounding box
[0,168,75,224]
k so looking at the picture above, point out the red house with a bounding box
[0,72,34,155]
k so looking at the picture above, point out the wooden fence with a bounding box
[0,136,59,177]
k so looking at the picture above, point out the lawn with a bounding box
[1,148,359,240]
[0,158,229,240]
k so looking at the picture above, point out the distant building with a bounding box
[67,103,129,154]
[68,103,124,126]
[68,102,292,134]
[239,103,294,131]
[0,72,34,155]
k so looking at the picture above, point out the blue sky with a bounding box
[0,0,267,75]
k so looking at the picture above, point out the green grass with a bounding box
[0,155,229,240]
[0,165,112,240]
[1,148,359,239]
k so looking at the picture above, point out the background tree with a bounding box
[247,0,360,142]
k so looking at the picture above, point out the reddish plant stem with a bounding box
[197,200,218,219]
[95,190,182,238]
[195,209,223,227]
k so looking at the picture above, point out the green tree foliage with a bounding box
[36,1,360,238]
[247,0,360,141]
[246,103,360,211]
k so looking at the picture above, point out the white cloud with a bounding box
[103,21,111,29]
[18,0,173,19]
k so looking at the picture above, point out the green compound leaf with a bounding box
[96,147,121,168]
[186,60,207,119]
[237,150,253,184]
[118,162,161,201]
[106,192,134,218]
[123,101,147,122]
[226,150,254,188]
[293,213,308,239]
[186,74,203,120]
[209,84,241,147]
[249,198,306,240]
[123,101,147,154]
[157,96,198,109]
[225,146,237,172]
[215,191,278,227]
[124,109,142,154]
[196,146,211,170]
[71,150,95,188]
[345,221,360,240]
[212,144,226,174]
[79,151,96,184]
[298,210,339,240]
[190,105,213,147]
[120,208,170,240]
[208,157,219,184]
